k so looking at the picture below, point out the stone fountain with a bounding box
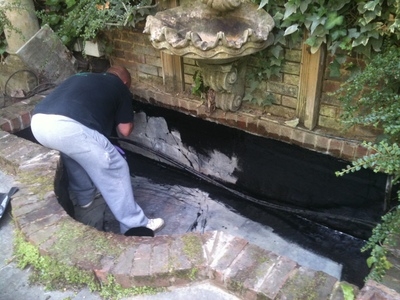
[144,0,275,111]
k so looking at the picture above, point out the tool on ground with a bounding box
[0,187,19,220]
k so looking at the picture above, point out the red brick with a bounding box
[10,117,21,132]
[315,135,330,153]
[303,131,316,150]
[291,129,305,146]
[20,111,31,129]
[256,119,269,136]
[341,141,357,161]
[280,126,293,143]
[224,112,237,127]
[209,235,248,284]
[328,139,343,158]
[246,117,258,134]
[236,114,248,131]
[0,119,11,132]
[355,145,369,159]
[265,122,281,140]
[322,79,342,93]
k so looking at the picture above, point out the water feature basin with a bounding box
[144,0,274,62]
[144,0,275,111]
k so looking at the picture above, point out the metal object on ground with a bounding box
[0,187,18,220]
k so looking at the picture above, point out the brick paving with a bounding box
[1,96,400,299]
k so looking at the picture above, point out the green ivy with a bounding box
[251,0,400,80]
[192,70,208,97]
[335,46,400,282]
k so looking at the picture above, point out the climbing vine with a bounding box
[335,45,400,282]
[251,0,400,80]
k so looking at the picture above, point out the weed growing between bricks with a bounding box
[13,228,161,299]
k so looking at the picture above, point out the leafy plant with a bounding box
[192,70,208,97]
[335,45,400,282]
[250,0,400,80]
[35,0,156,47]
[340,282,355,300]
[14,230,159,298]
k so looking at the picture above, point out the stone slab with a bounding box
[16,24,76,84]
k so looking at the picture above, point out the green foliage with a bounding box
[14,230,159,298]
[336,141,400,181]
[192,70,208,97]
[340,282,355,300]
[335,46,400,282]
[14,231,97,291]
[98,275,159,300]
[362,208,399,281]
[336,45,400,139]
[251,0,400,80]
[35,0,156,47]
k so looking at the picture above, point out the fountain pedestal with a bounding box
[144,0,274,111]
[198,59,246,111]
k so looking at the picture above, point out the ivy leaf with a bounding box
[283,2,298,20]
[310,17,324,34]
[325,14,344,30]
[65,0,76,8]
[269,44,283,59]
[352,34,370,47]
[329,59,341,77]
[299,0,311,14]
[284,24,299,36]
[331,29,347,41]
[258,0,269,9]
[310,36,326,54]
[370,36,383,51]
[364,0,379,12]
[347,28,360,39]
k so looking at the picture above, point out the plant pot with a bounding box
[84,40,105,57]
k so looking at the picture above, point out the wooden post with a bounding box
[297,39,326,130]
[156,0,184,92]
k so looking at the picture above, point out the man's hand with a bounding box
[117,122,133,136]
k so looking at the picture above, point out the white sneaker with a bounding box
[146,218,165,232]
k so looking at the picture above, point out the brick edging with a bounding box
[131,83,371,162]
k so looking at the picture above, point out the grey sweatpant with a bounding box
[31,113,148,233]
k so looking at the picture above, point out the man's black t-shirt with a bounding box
[33,72,133,137]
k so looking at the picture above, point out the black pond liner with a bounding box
[127,99,398,287]
[125,149,371,287]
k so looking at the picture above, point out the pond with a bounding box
[14,99,394,288]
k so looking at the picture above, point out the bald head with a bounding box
[107,65,131,88]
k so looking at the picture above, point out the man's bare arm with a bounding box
[117,122,133,137]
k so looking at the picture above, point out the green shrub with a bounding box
[336,45,400,282]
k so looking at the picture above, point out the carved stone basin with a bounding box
[144,0,275,111]
[144,0,274,63]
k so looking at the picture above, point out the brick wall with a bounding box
[102,26,379,161]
